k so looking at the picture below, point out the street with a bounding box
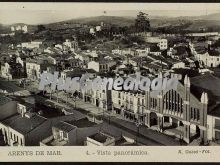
[11,80,185,146]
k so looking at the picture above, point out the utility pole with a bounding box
[50,88,52,100]
[23,79,26,89]
[66,91,68,104]
[56,91,59,103]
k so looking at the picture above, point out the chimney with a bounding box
[184,75,190,88]
[201,92,208,104]
[158,72,163,78]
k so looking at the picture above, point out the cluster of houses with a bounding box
[11,25,28,34]
[2,23,220,146]
[0,93,137,146]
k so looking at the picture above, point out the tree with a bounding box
[135,12,150,33]
[36,25,46,32]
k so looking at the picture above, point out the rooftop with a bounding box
[0,95,17,121]
[208,103,220,117]
[53,121,76,133]
[145,37,161,43]
[0,95,12,106]
[64,68,96,78]
[115,137,137,146]
[208,49,220,57]
[96,59,115,64]
[8,95,35,108]
[172,68,200,78]
[0,80,23,93]
[88,132,110,143]
[191,73,220,100]
[26,58,39,64]
[131,56,153,63]
[65,118,96,128]
[1,113,47,134]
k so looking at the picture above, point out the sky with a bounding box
[0,3,220,25]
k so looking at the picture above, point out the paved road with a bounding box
[46,94,184,145]
[106,117,186,146]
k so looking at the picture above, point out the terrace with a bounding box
[40,135,68,146]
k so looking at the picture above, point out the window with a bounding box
[190,108,193,119]
[194,108,196,120]
[197,110,200,120]
[138,98,140,104]
[20,138,23,145]
[63,132,67,138]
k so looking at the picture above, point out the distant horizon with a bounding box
[1,3,220,25]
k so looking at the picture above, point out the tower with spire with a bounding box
[200,92,208,144]
[183,74,191,143]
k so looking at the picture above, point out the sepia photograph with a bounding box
[1,2,220,162]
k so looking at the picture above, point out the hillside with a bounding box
[47,16,135,28]
[45,14,220,32]
[2,13,220,34]
[193,13,220,21]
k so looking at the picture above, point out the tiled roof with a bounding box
[0,95,11,106]
[208,103,220,117]
[208,49,220,56]
[53,121,76,132]
[88,133,108,143]
[2,114,47,134]
[190,73,220,99]
[65,118,96,128]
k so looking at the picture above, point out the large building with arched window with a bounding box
[112,75,209,144]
